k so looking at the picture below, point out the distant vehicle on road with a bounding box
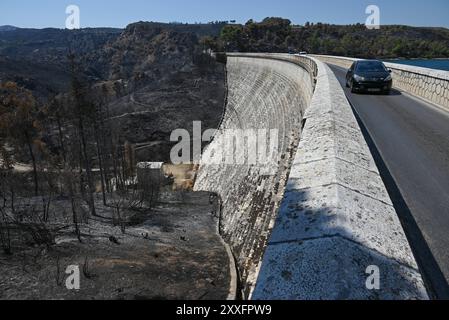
[291,51,308,56]
[346,60,392,94]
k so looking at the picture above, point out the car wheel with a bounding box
[350,81,356,93]
[345,80,350,88]
[383,89,391,95]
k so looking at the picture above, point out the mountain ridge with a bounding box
[0,25,19,31]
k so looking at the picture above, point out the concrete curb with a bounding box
[223,240,239,300]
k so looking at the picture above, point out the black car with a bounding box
[346,60,393,94]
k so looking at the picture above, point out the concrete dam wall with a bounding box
[195,53,428,299]
[194,54,315,297]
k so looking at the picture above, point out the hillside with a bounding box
[0,21,229,301]
[216,18,449,58]
[0,22,226,162]
[0,25,19,32]
[0,27,122,97]
[88,22,226,161]
[0,22,226,98]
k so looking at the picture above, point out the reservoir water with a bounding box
[384,59,449,72]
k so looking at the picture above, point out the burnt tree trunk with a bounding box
[25,132,39,197]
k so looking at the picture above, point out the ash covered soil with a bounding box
[0,192,230,300]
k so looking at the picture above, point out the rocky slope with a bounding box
[0,22,226,162]
[92,22,226,161]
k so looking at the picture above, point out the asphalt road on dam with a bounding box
[328,64,449,298]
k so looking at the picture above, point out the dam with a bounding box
[194,53,449,299]
[194,54,314,298]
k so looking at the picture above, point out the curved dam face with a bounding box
[194,54,314,296]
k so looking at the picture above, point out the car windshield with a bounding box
[356,61,387,72]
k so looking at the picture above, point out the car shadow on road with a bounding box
[352,89,402,96]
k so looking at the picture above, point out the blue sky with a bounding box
[1,0,448,29]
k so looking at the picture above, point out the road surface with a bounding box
[328,64,449,299]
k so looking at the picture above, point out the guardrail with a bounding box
[311,54,449,111]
